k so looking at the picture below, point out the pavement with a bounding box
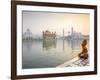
[57,57,89,67]
[66,58,89,67]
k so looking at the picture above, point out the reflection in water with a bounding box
[22,39,89,69]
[62,40,65,51]
[22,40,33,53]
[43,39,57,50]
[67,39,82,53]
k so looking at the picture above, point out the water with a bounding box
[22,39,89,69]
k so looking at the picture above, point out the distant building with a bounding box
[23,29,34,40]
[67,27,83,40]
[43,30,56,40]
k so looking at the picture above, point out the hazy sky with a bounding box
[22,11,90,36]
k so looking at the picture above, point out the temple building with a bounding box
[23,28,34,40]
[42,30,56,40]
[67,27,83,40]
[42,30,56,50]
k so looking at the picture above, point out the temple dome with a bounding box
[23,29,33,40]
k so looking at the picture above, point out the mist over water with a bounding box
[22,39,89,69]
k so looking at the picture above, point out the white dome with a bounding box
[23,29,33,40]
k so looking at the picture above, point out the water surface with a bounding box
[22,39,89,69]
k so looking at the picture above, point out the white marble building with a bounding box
[23,29,34,40]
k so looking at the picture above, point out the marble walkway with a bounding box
[57,57,89,67]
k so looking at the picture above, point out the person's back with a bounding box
[78,39,88,60]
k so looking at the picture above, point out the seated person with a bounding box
[78,39,88,60]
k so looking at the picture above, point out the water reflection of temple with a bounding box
[67,39,82,53]
[42,30,57,50]
[43,40,56,50]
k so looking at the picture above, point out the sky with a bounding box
[22,11,90,36]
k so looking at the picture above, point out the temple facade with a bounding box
[67,27,83,40]
[23,29,34,40]
[43,30,56,40]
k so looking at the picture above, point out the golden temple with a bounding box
[43,30,56,40]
